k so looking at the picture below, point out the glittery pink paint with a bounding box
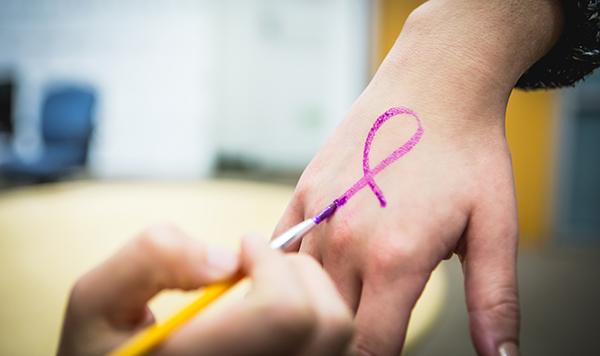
[313,107,423,224]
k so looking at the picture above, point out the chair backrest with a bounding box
[41,86,95,146]
[0,80,14,135]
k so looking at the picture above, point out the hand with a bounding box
[275,87,519,356]
[274,1,563,355]
[57,226,353,356]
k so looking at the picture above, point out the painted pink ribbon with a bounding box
[336,106,423,207]
[313,107,423,224]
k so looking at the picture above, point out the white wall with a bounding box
[0,0,371,177]
[217,0,371,169]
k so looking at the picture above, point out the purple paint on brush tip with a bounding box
[313,201,338,224]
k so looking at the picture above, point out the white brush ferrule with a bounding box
[270,219,316,250]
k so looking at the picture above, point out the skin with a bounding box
[274,1,563,355]
[57,226,354,356]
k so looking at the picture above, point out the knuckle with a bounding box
[471,287,520,322]
[353,338,380,356]
[133,224,195,287]
[487,296,520,322]
[368,237,421,273]
[369,249,396,273]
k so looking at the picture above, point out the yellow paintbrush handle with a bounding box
[110,275,243,356]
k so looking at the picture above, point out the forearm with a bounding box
[362,0,563,127]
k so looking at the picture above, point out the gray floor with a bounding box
[408,247,600,356]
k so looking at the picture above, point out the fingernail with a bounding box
[498,342,519,356]
[205,246,238,277]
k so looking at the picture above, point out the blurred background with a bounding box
[0,0,598,355]
[0,0,370,181]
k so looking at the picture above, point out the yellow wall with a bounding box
[376,0,555,245]
[373,0,424,72]
[506,91,555,245]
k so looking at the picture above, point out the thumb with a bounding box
[71,225,239,327]
[463,209,520,356]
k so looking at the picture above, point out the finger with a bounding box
[159,235,315,356]
[463,203,520,356]
[71,225,239,327]
[352,271,429,356]
[320,227,363,312]
[286,254,354,356]
[322,260,362,314]
[298,234,323,264]
[241,235,308,303]
[350,235,431,356]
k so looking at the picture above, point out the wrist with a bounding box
[366,0,563,128]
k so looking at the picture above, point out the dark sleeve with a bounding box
[516,0,600,90]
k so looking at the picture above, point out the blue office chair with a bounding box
[1,86,96,183]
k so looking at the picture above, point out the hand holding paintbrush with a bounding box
[57,224,352,356]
